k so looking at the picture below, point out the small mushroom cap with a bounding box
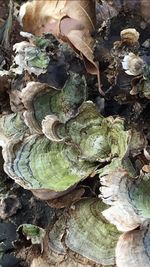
[122,53,145,76]
[120,28,139,44]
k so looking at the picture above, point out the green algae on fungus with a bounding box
[0,96,130,197]
[130,174,150,218]
[18,224,46,246]
[0,76,132,198]
[42,101,130,162]
[99,160,150,231]
[0,113,28,146]
[21,72,87,134]
[48,198,120,265]
[54,101,111,162]
[4,135,97,192]
[12,33,50,76]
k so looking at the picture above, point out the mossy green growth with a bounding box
[63,102,110,161]
[18,224,45,245]
[55,102,129,162]
[33,72,87,125]
[27,47,50,69]
[0,113,28,144]
[50,72,87,123]
[130,174,150,218]
[11,135,97,191]
[98,157,136,178]
[65,198,120,265]
[106,117,129,159]
[34,36,50,49]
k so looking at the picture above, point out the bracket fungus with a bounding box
[99,160,150,232]
[1,1,150,266]
[48,198,120,265]
[116,225,150,267]
[4,135,97,193]
[120,28,140,46]
[20,72,87,134]
[0,70,132,200]
[0,74,94,199]
[13,36,50,76]
[42,101,130,162]
[0,113,28,147]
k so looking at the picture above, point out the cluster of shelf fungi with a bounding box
[0,0,150,266]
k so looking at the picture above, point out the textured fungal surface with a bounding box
[99,160,150,231]
[4,135,97,191]
[0,76,131,196]
[12,35,50,75]
[21,72,87,133]
[43,101,130,161]
[1,0,150,266]
[48,198,120,265]
[0,113,28,145]
[116,226,150,267]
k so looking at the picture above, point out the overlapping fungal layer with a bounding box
[116,225,150,267]
[48,198,120,265]
[1,1,150,266]
[42,101,129,162]
[4,134,98,192]
[0,113,28,146]
[0,72,131,199]
[12,33,50,76]
[17,206,119,267]
[99,159,150,232]
[20,72,87,134]
[0,74,95,197]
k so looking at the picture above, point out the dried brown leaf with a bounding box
[20,0,102,93]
